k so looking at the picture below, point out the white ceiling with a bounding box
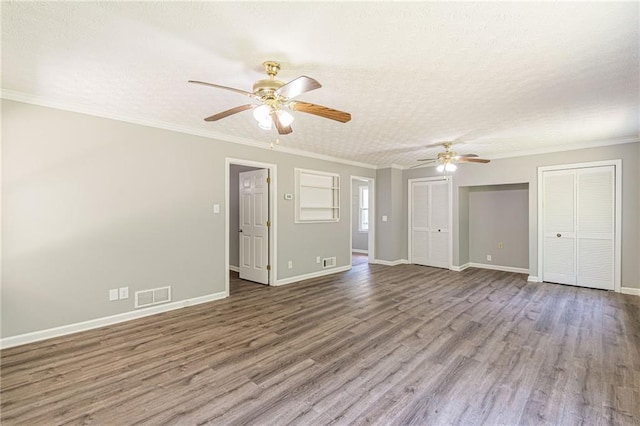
[2,2,638,167]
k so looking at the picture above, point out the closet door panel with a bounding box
[577,166,615,290]
[543,170,576,285]
[428,181,450,268]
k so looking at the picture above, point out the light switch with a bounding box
[382,215,388,222]
[213,204,220,214]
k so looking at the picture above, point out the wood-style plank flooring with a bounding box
[1,262,639,425]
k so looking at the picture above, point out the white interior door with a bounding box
[576,166,615,290]
[410,180,450,268]
[239,169,269,284]
[542,165,615,290]
[543,170,577,285]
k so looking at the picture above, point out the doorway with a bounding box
[350,176,375,266]
[225,158,277,294]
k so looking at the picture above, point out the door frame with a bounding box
[350,176,375,264]
[407,176,453,269]
[537,159,622,292]
[225,158,277,294]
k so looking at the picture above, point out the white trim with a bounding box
[621,287,640,296]
[527,276,541,282]
[352,249,369,254]
[373,259,410,266]
[0,291,227,349]
[407,176,453,269]
[450,263,470,272]
[350,175,376,265]
[467,262,529,275]
[229,265,240,273]
[537,159,622,293]
[226,158,277,289]
[1,90,376,170]
[274,265,351,286]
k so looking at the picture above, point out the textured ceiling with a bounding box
[2,2,638,167]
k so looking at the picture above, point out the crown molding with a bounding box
[0,90,377,170]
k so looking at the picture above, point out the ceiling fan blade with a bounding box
[188,80,256,98]
[290,101,351,123]
[276,76,321,99]
[457,158,490,163]
[204,104,255,122]
[455,154,479,159]
[416,158,437,162]
[410,163,433,169]
[271,111,293,135]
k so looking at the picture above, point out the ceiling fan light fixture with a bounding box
[445,163,457,172]
[436,164,445,173]
[253,104,270,122]
[278,109,294,127]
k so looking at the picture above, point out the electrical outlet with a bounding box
[119,287,129,299]
[109,289,119,301]
[498,242,504,249]
[316,256,321,263]
[288,260,293,269]
[486,255,492,261]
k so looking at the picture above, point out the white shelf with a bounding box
[295,168,340,223]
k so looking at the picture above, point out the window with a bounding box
[359,186,369,231]
[295,168,340,222]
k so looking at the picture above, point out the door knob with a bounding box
[239,229,243,233]
[557,233,561,237]
[438,229,441,232]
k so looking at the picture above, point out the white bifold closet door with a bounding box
[411,180,450,269]
[542,165,615,290]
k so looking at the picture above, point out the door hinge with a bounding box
[267,220,271,227]
[266,177,271,184]
[267,264,271,271]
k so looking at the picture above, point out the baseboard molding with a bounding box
[0,291,228,350]
[229,265,239,272]
[352,249,369,254]
[450,263,470,272]
[467,262,529,275]
[527,276,541,283]
[373,259,409,266]
[274,265,352,286]
[621,287,640,296]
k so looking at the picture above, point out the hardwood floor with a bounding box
[1,263,639,425]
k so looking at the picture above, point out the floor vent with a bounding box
[323,257,337,269]
[135,286,172,309]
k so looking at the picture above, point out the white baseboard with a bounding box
[0,291,228,350]
[467,262,529,275]
[621,287,640,296]
[373,259,409,266]
[450,263,470,272]
[352,249,369,254]
[527,276,541,283]
[229,265,239,272]
[274,265,352,286]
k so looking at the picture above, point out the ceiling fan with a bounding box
[415,142,490,172]
[189,61,351,135]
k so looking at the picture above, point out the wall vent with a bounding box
[135,286,172,309]
[322,257,337,269]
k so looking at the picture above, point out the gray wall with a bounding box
[351,179,368,251]
[1,100,374,338]
[404,142,640,289]
[375,167,406,262]
[229,165,261,268]
[467,184,529,269]
[458,187,470,266]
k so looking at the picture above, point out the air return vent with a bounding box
[322,257,337,269]
[135,286,172,308]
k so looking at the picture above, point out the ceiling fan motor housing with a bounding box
[252,79,285,99]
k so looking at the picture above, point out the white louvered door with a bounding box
[410,180,450,269]
[542,165,615,290]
